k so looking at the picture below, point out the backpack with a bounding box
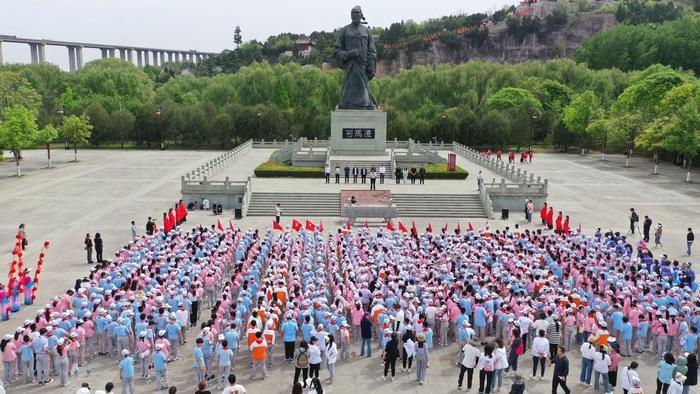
[483,357,495,372]
[515,340,525,356]
[297,349,309,368]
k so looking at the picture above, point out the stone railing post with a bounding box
[522,170,527,183]
[543,179,549,193]
[516,168,521,182]
[537,176,541,183]
[529,174,534,183]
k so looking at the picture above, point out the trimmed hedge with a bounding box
[255,161,468,179]
[254,162,324,178]
[425,163,469,179]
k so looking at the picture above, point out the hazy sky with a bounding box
[1,0,518,70]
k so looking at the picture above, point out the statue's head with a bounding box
[351,6,363,25]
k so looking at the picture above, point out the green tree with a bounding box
[234,26,243,48]
[0,107,39,176]
[59,114,93,162]
[111,107,135,148]
[83,102,110,146]
[34,125,59,168]
[610,67,688,166]
[487,87,543,149]
[637,83,700,181]
[0,70,42,118]
[563,91,602,154]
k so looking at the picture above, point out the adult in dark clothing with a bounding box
[401,328,415,371]
[629,208,639,234]
[383,333,400,381]
[360,315,372,357]
[643,216,652,242]
[551,346,570,394]
[335,165,341,183]
[344,166,350,183]
[146,217,155,236]
[409,168,417,184]
[352,167,359,183]
[360,167,367,183]
[84,233,94,264]
[94,233,103,262]
[688,228,695,256]
[418,166,426,184]
[394,167,402,184]
[686,353,697,390]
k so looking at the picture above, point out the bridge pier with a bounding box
[29,44,39,64]
[68,47,76,71]
[126,48,133,63]
[136,50,143,67]
[159,51,165,65]
[101,48,108,58]
[0,41,3,65]
[151,50,158,66]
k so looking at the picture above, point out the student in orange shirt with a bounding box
[263,321,276,368]
[249,332,268,380]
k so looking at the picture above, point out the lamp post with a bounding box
[156,107,165,150]
[57,107,69,149]
[529,114,538,152]
[256,110,262,142]
[440,113,446,144]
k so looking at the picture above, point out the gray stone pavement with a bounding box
[0,148,697,393]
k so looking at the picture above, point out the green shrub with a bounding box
[254,162,324,178]
[425,163,469,179]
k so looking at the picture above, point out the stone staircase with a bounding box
[393,193,488,218]
[247,192,487,218]
[247,192,340,217]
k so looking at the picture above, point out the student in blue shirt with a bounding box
[19,335,34,384]
[474,303,487,343]
[636,316,649,353]
[282,315,299,363]
[620,317,633,356]
[151,344,168,390]
[301,315,314,343]
[165,317,181,360]
[682,326,698,353]
[118,349,135,394]
[193,338,206,383]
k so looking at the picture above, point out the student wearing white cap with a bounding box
[0,334,17,385]
[55,337,71,387]
[118,349,135,394]
[669,372,686,394]
[151,343,168,390]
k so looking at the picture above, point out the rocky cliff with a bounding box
[376,12,618,76]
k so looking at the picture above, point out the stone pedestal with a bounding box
[330,110,387,155]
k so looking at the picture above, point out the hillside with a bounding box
[377,9,618,76]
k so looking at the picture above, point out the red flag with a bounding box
[319,220,325,233]
[292,219,302,232]
[217,220,224,231]
[427,223,433,233]
[387,221,396,231]
[346,220,351,230]
[399,221,408,233]
[577,223,582,233]
[468,222,474,232]
[305,220,315,232]
[272,220,284,231]
[364,219,369,229]
[457,222,461,233]
[229,220,235,231]
[442,223,448,233]
[412,221,418,234]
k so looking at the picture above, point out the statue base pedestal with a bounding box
[330,110,387,155]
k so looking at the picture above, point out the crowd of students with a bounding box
[0,213,698,394]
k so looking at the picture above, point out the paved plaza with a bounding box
[0,148,698,393]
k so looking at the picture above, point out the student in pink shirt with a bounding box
[1,334,17,384]
[351,303,364,341]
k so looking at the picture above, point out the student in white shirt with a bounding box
[221,373,247,394]
[592,346,611,393]
[457,338,481,391]
[531,329,550,380]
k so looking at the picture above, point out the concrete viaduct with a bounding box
[0,35,218,71]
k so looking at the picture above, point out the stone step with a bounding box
[247,192,486,218]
